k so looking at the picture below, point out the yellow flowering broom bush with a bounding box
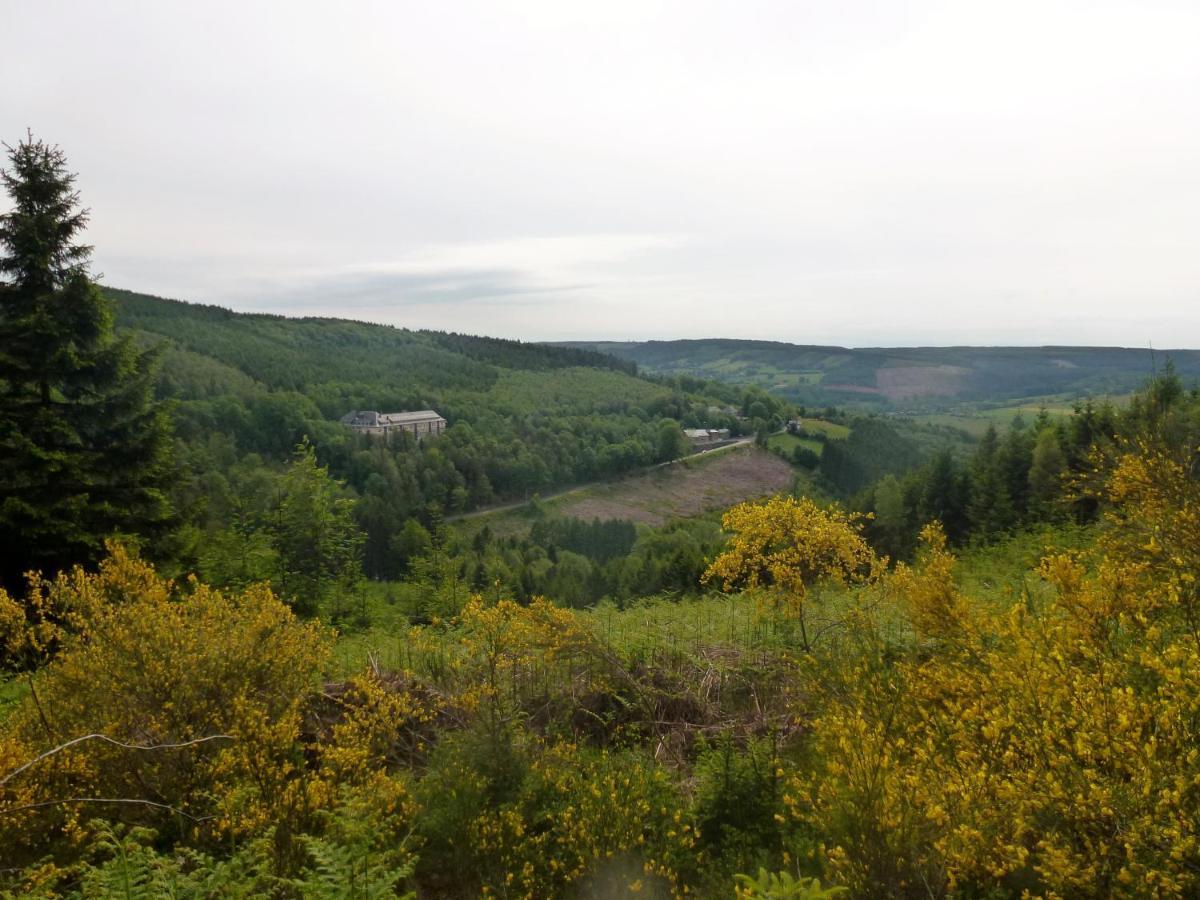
[0,547,418,891]
[703,496,879,649]
[787,435,1200,898]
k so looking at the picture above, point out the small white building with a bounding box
[341,409,447,438]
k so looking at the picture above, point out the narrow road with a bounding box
[445,436,757,524]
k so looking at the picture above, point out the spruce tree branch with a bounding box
[0,733,235,787]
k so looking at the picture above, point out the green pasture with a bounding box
[793,418,850,439]
[767,432,824,457]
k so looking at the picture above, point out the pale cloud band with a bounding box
[4,0,1199,346]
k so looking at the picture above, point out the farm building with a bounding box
[341,409,447,438]
[684,427,731,447]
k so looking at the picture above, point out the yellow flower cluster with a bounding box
[416,595,609,730]
[702,496,880,652]
[469,742,697,898]
[0,548,417,881]
[788,439,1200,897]
[704,496,876,600]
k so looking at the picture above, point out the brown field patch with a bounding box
[557,447,795,525]
[875,364,970,400]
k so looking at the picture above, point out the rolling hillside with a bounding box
[104,289,783,579]
[111,288,639,397]
[108,288,684,426]
[554,339,1200,409]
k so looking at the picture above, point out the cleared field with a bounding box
[456,447,793,538]
[912,413,1009,438]
[876,364,972,400]
[557,446,794,525]
[451,444,794,544]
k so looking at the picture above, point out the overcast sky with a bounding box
[4,0,1198,346]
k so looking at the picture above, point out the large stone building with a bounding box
[684,427,731,447]
[340,409,447,438]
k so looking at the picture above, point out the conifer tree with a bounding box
[1027,425,1067,520]
[871,473,910,561]
[918,449,969,543]
[967,425,1015,537]
[0,134,171,588]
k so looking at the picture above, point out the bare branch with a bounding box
[0,733,234,787]
[0,796,217,823]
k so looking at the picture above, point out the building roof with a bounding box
[341,409,445,427]
[376,410,444,425]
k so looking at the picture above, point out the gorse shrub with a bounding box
[415,735,695,898]
[0,549,418,893]
[734,868,847,900]
[786,418,1200,897]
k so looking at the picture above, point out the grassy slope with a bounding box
[767,432,825,456]
[910,394,1135,438]
[332,523,1091,680]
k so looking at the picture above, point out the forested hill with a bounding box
[110,288,637,392]
[105,285,736,460]
[105,288,788,579]
[554,338,1200,408]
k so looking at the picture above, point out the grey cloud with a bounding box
[240,267,590,311]
[5,0,1200,346]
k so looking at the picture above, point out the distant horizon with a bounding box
[110,285,1200,355]
[7,1,1199,347]
[548,337,1200,354]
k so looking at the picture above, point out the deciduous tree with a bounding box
[273,439,363,617]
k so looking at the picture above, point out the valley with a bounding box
[556,338,1198,411]
[4,276,1196,898]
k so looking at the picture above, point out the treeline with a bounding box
[428,330,638,375]
[473,515,724,609]
[819,417,924,495]
[530,516,638,564]
[113,289,637,389]
[568,338,1200,410]
[854,400,1124,560]
[381,514,726,615]
[765,412,972,498]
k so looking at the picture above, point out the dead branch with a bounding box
[0,796,217,823]
[0,733,234,787]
